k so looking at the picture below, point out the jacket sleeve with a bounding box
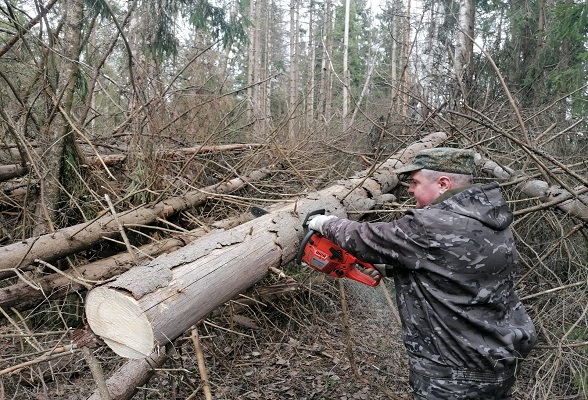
[321,212,429,270]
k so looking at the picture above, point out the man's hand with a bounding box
[369,264,389,279]
[308,215,337,234]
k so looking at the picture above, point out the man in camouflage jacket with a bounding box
[308,148,537,400]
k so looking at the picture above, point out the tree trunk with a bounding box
[342,0,351,126]
[87,143,263,166]
[401,0,411,135]
[0,237,185,311]
[126,1,162,205]
[480,158,588,221]
[88,280,306,400]
[0,167,273,279]
[288,0,300,140]
[351,56,377,126]
[86,345,171,400]
[34,0,85,235]
[388,1,399,114]
[0,163,28,181]
[246,0,268,137]
[318,0,333,123]
[454,0,474,98]
[305,2,316,132]
[261,0,270,128]
[0,210,264,312]
[84,132,448,359]
[521,181,588,221]
[246,0,256,123]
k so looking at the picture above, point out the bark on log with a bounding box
[517,181,588,221]
[87,280,305,400]
[0,210,265,312]
[0,166,273,280]
[86,346,171,400]
[479,157,588,221]
[0,237,184,311]
[85,132,447,359]
[87,143,264,166]
[0,163,28,181]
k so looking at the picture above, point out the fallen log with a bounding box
[87,143,264,166]
[86,278,306,400]
[479,157,588,221]
[0,166,273,280]
[0,237,184,311]
[0,209,267,312]
[515,181,588,220]
[0,163,28,181]
[0,144,263,174]
[86,345,171,400]
[84,131,447,359]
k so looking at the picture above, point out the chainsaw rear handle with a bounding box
[346,261,381,287]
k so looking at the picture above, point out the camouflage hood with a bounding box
[431,183,514,231]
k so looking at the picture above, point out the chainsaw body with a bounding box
[295,210,381,287]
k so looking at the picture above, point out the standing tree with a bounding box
[317,0,334,125]
[453,0,474,101]
[342,0,351,129]
[31,0,87,235]
[288,0,300,140]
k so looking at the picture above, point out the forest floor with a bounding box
[1,272,543,400]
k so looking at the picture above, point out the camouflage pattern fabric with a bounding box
[394,147,476,175]
[321,182,536,397]
[410,369,515,399]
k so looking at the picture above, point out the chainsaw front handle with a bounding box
[296,209,325,265]
[301,209,326,230]
[295,229,315,266]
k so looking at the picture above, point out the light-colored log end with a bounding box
[85,287,154,359]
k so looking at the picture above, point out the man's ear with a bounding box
[437,176,452,193]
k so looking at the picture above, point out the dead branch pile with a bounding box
[0,114,587,399]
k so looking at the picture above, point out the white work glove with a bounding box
[308,214,337,235]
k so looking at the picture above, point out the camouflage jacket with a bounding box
[321,182,537,373]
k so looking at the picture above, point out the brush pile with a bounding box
[1,122,587,399]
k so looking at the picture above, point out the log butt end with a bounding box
[85,287,154,359]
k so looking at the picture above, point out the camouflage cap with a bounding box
[394,147,476,175]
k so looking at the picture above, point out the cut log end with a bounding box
[85,287,154,359]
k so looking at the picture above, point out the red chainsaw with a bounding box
[295,209,381,287]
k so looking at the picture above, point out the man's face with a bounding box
[407,170,443,208]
